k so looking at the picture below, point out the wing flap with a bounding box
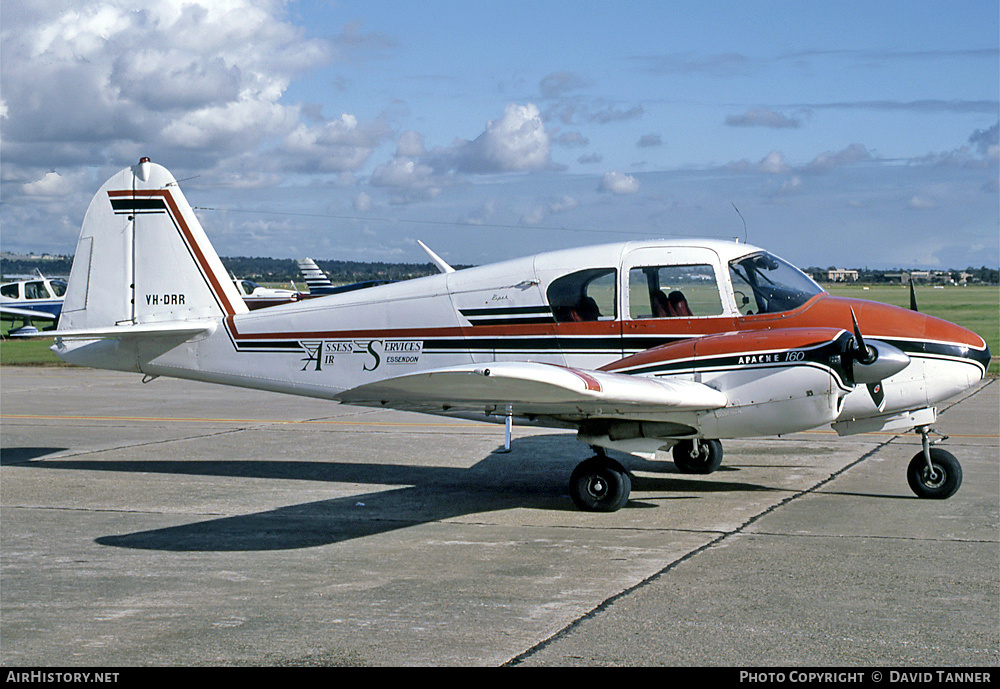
[336,361,727,417]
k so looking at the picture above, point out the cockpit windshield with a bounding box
[729,252,824,315]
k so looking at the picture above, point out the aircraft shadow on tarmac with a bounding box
[4,435,778,552]
[0,447,70,464]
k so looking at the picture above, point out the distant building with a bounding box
[884,270,953,285]
[827,269,859,282]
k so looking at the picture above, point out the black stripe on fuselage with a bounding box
[882,338,991,374]
[615,337,848,377]
[460,306,556,326]
[463,316,558,326]
[460,306,552,317]
[232,335,685,354]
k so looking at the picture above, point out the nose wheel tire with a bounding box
[907,448,962,499]
[569,457,631,512]
[672,439,724,474]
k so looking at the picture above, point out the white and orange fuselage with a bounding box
[52,161,989,454]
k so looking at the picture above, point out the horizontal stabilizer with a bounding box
[19,321,213,341]
[336,361,728,418]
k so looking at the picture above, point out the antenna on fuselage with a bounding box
[731,203,748,244]
[417,240,455,274]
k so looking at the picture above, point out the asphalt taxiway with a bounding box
[1,367,997,667]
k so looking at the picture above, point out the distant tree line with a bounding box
[1,254,469,285]
[963,266,1000,284]
[2,254,995,286]
[220,256,471,285]
[1,255,74,278]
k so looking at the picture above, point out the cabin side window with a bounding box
[628,264,723,319]
[0,283,19,299]
[547,268,617,322]
[24,281,47,300]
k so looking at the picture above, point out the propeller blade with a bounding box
[909,278,919,312]
[848,307,904,411]
[850,308,876,365]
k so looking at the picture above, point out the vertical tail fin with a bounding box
[295,258,334,292]
[60,158,247,331]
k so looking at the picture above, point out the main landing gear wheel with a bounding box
[569,456,631,512]
[907,448,962,500]
[672,439,724,474]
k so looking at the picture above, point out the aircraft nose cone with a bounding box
[966,340,992,376]
[932,320,992,380]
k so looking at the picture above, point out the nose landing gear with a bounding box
[907,426,962,499]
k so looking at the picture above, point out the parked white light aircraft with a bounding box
[231,276,298,310]
[37,159,991,511]
[1,274,67,335]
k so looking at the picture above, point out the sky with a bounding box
[1,0,997,271]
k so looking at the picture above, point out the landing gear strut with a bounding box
[569,454,631,512]
[672,439,724,474]
[906,426,962,499]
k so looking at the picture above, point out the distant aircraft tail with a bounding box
[60,158,248,333]
[295,258,334,292]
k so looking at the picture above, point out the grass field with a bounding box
[3,284,997,373]
[826,283,998,374]
[0,323,72,366]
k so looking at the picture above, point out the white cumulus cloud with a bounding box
[1,0,334,171]
[369,156,442,203]
[22,171,74,197]
[278,113,390,173]
[757,151,790,174]
[806,144,872,173]
[459,103,551,173]
[599,171,640,194]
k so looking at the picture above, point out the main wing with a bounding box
[335,361,727,421]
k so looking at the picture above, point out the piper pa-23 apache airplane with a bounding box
[35,158,991,511]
